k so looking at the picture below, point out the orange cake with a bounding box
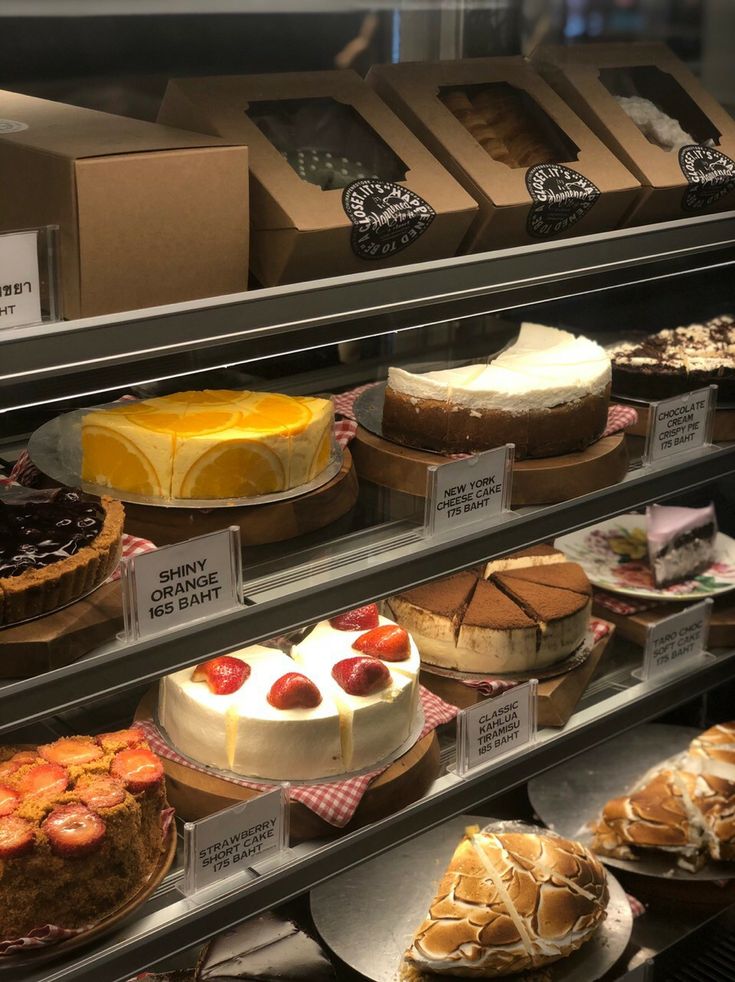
[0,727,169,941]
[81,389,333,500]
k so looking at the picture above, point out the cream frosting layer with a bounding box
[387,323,610,413]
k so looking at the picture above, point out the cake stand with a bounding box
[350,383,629,506]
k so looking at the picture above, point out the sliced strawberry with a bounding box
[329,604,380,632]
[267,672,322,710]
[43,804,106,857]
[332,656,391,696]
[352,624,411,662]
[0,751,37,780]
[111,748,164,793]
[77,776,126,811]
[39,736,104,767]
[18,762,69,802]
[0,785,20,817]
[0,815,34,859]
[192,656,250,695]
[96,727,146,752]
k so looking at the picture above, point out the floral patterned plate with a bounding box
[554,514,735,601]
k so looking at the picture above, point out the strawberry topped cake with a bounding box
[0,727,169,942]
[158,606,421,780]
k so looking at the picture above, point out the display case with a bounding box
[1,4,735,981]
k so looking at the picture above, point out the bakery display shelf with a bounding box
[3,211,735,411]
[14,644,735,982]
[0,0,473,15]
[0,440,733,735]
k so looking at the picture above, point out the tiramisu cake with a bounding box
[158,606,420,780]
[386,547,591,674]
[646,503,718,588]
[610,315,735,401]
[382,322,611,458]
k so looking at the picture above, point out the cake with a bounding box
[158,605,420,780]
[646,503,717,587]
[382,323,611,458]
[406,825,608,977]
[0,727,169,941]
[610,315,735,401]
[0,487,124,627]
[592,722,735,872]
[81,389,333,501]
[483,543,565,575]
[386,552,591,674]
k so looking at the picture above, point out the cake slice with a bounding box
[455,580,539,674]
[494,561,591,598]
[483,543,564,577]
[646,503,717,588]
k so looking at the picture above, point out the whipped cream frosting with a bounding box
[387,323,610,413]
[646,503,717,548]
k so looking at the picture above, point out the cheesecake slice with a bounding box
[495,561,592,598]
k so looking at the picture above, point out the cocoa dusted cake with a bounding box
[382,323,611,458]
[610,315,735,401]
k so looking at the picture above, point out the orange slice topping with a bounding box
[81,425,164,496]
[178,440,286,499]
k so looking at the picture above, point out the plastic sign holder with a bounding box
[643,386,717,466]
[121,526,243,642]
[0,225,60,329]
[636,598,713,682]
[180,787,289,897]
[424,444,514,538]
[455,679,537,777]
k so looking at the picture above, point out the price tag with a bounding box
[644,386,717,464]
[455,679,537,776]
[180,787,289,896]
[0,229,42,328]
[120,527,242,641]
[424,444,514,538]
[639,598,712,681]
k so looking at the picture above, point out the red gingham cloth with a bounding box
[593,590,657,616]
[458,619,612,694]
[139,685,457,829]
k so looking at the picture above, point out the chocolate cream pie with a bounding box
[0,487,124,626]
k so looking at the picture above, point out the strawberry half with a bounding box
[43,804,106,857]
[96,727,146,753]
[0,785,20,817]
[329,604,379,632]
[332,656,391,696]
[192,656,250,695]
[0,815,35,859]
[18,763,69,802]
[352,624,410,662]
[39,736,104,767]
[77,776,126,811]
[0,751,37,780]
[267,673,322,710]
[111,748,164,793]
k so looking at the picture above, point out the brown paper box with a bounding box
[367,57,640,252]
[0,90,250,318]
[157,71,478,287]
[531,43,735,226]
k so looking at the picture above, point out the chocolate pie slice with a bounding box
[0,487,124,626]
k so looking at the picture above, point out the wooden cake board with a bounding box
[350,427,628,506]
[100,449,358,547]
[135,688,440,842]
[419,622,615,728]
[620,401,735,441]
[0,581,122,679]
[593,595,735,648]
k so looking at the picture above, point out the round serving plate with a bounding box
[528,723,735,881]
[555,514,735,602]
[28,408,343,509]
[310,813,632,982]
[0,822,177,968]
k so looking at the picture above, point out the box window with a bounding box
[247,97,407,190]
[439,82,579,169]
[600,66,720,151]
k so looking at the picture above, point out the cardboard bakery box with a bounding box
[0,90,249,319]
[531,43,735,226]
[367,57,640,252]
[157,71,478,286]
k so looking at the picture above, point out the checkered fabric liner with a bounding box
[593,590,657,616]
[458,619,612,694]
[139,685,458,829]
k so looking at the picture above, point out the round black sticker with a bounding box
[679,145,735,212]
[525,164,601,239]
[342,179,436,261]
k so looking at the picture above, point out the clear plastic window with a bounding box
[600,66,720,151]
[439,82,579,169]
[247,97,407,190]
